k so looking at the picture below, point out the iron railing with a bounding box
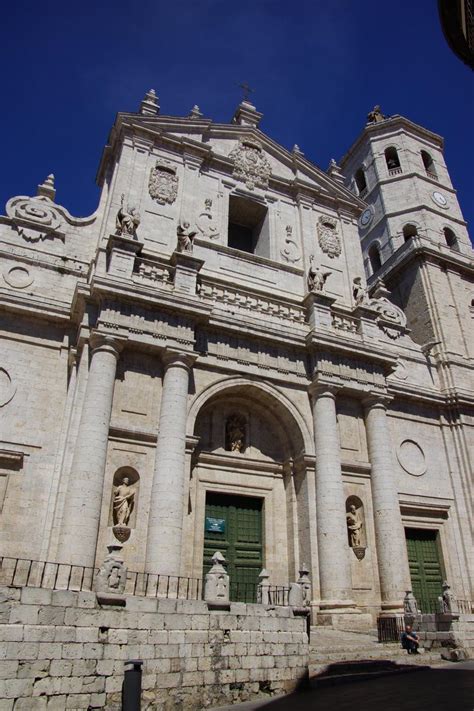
[377,615,405,643]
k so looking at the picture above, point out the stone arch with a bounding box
[188,376,313,458]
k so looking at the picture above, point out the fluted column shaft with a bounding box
[146,352,193,575]
[312,387,353,605]
[365,397,411,610]
[57,336,121,567]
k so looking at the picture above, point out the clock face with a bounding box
[359,207,373,228]
[431,191,448,208]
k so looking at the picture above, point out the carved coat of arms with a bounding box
[149,160,179,205]
[229,137,271,190]
[317,216,341,258]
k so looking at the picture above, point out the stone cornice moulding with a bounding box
[0,290,71,324]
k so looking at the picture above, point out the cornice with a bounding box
[0,289,71,324]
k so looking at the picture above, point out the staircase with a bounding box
[309,627,444,676]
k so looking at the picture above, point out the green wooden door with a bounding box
[204,492,263,602]
[405,528,444,612]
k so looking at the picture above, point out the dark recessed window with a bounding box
[443,227,459,251]
[355,168,367,195]
[421,150,438,179]
[403,224,418,242]
[228,195,269,256]
[368,243,382,273]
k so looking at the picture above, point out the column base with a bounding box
[379,600,405,615]
[317,610,373,632]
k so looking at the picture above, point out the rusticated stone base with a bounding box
[0,586,309,710]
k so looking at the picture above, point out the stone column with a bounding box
[364,396,411,611]
[146,351,195,575]
[312,386,353,608]
[57,335,121,567]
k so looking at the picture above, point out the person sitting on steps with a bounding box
[401,624,420,654]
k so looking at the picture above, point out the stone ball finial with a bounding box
[189,105,203,118]
[140,89,159,116]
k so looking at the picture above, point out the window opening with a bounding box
[403,224,418,242]
[368,243,382,273]
[421,150,438,180]
[228,195,269,256]
[443,227,459,251]
[385,147,402,175]
[354,168,367,197]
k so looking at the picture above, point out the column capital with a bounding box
[89,333,124,358]
[308,382,339,400]
[162,348,197,372]
[362,392,392,412]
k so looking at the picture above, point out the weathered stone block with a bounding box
[20,589,53,606]
[17,659,50,679]
[32,676,62,696]
[125,596,157,613]
[49,660,73,677]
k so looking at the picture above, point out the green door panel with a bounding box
[405,528,444,613]
[204,492,263,602]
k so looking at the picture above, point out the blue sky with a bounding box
[1,0,473,230]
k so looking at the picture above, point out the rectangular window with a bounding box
[228,195,270,257]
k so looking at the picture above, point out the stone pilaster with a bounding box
[364,395,411,612]
[57,335,122,567]
[311,385,354,609]
[146,350,196,575]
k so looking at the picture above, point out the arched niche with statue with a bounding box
[108,466,140,543]
[345,495,366,560]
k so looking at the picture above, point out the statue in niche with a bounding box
[225,414,246,453]
[353,277,369,306]
[177,219,197,253]
[346,503,363,548]
[116,194,141,239]
[307,255,331,293]
[113,476,135,527]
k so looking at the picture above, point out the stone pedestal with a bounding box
[311,386,355,614]
[170,251,204,294]
[107,233,143,279]
[145,350,196,575]
[352,304,380,340]
[303,292,336,330]
[364,396,411,612]
[57,335,122,567]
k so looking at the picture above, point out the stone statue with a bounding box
[440,581,458,614]
[113,477,135,526]
[177,219,197,253]
[307,255,331,293]
[367,105,386,124]
[225,414,246,452]
[353,276,369,306]
[346,504,363,548]
[116,194,141,238]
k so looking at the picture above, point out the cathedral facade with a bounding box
[0,93,472,627]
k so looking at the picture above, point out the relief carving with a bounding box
[95,544,127,604]
[196,198,219,240]
[280,225,301,263]
[8,196,62,242]
[0,368,16,408]
[149,160,179,204]
[229,137,271,190]
[317,216,341,258]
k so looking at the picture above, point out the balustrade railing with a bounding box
[388,166,403,176]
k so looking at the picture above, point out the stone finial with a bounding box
[327,158,345,185]
[95,544,127,605]
[403,590,419,616]
[204,551,230,605]
[231,100,263,128]
[140,89,159,116]
[292,144,304,155]
[189,105,203,119]
[37,174,56,201]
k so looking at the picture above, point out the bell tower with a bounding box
[339,109,473,379]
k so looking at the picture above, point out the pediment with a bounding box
[109,112,365,212]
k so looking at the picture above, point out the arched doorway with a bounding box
[186,380,311,601]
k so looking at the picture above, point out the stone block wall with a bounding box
[0,586,309,710]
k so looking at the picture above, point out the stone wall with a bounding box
[0,586,309,710]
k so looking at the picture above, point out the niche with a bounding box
[346,495,366,559]
[225,413,247,453]
[228,195,270,256]
[108,467,140,537]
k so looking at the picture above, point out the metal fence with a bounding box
[0,556,202,601]
[377,615,405,643]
